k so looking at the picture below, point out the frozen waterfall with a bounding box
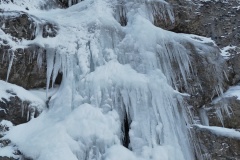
[1,0,220,159]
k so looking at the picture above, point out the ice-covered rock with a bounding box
[0,80,46,125]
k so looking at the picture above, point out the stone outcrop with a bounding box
[204,96,240,129]
[0,89,44,125]
[0,11,36,40]
[195,126,240,160]
[181,41,228,108]
[167,0,240,48]
[0,45,47,89]
[0,11,58,89]
[227,52,240,85]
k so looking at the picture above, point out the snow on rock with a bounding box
[0,120,13,131]
[0,80,45,109]
[220,45,237,59]
[213,85,240,103]
[0,146,18,159]
[0,80,46,125]
[195,124,240,139]
[0,0,62,10]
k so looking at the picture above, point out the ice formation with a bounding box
[0,0,226,159]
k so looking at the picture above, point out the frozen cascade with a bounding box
[2,0,225,160]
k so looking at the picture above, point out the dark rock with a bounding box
[0,44,47,89]
[42,23,58,38]
[0,10,59,89]
[205,96,240,129]
[0,157,17,160]
[0,95,41,125]
[180,42,228,108]
[167,0,240,48]
[195,126,240,160]
[0,11,37,40]
[59,0,83,7]
[227,51,240,85]
[0,11,58,40]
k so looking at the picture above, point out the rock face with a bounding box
[228,53,240,85]
[167,0,240,48]
[0,80,45,160]
[0,11,58,89]
[195,126,240,160]
[159,0,240,159]
[0,95,39,125]
[0,83,45,125]
[206,97,240,129]
[0,11,36,40]
[180,41,228,108]
[0,45,47,89]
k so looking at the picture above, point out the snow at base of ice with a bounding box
[5,104,120,160]
[29,87,59,102]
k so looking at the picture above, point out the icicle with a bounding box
[37,48,43,69]
[223,70,229,81]
[1,52,5,63]
[223,103,232,118]
[68,0,72,6]
[46,48,55,98]
[6,50,14,82]
[30,106,35,120]
[215,108,224,127]
[51,53,61,88]
[199,106,209,126]
[21,102,24,117]
[26,109,30,121]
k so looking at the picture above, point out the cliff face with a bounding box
[0,0,240,160]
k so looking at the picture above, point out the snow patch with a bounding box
[220,45,237,59]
